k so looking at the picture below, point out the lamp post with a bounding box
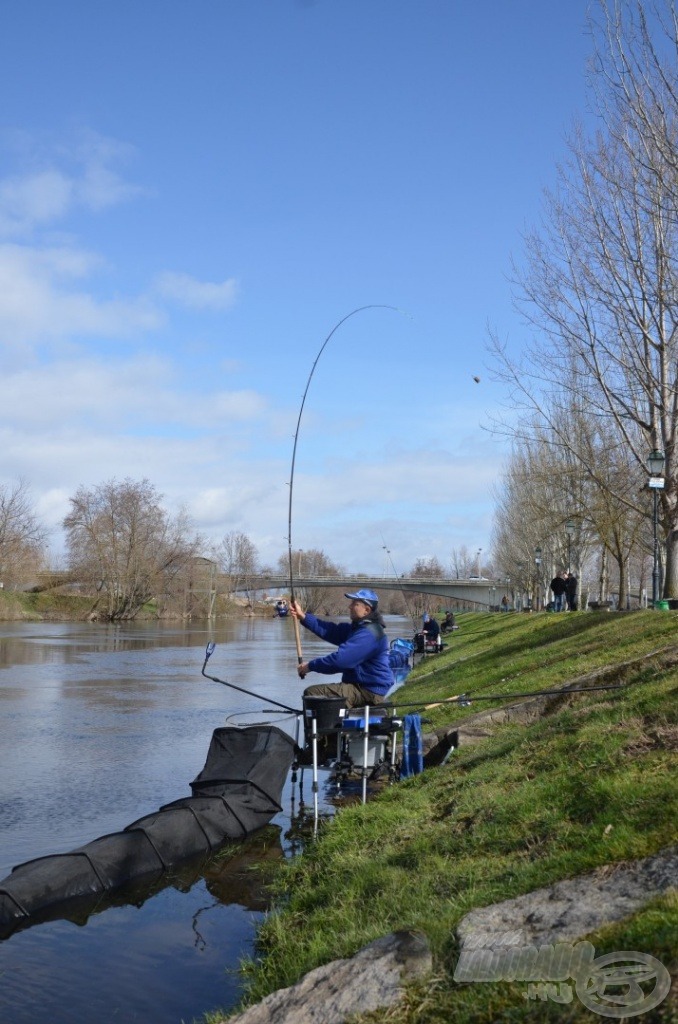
[565,519,575,572]
[534,546,542,610]
[647,449,665,605]
[476,548,482,576]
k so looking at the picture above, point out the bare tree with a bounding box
[215,530,259,606]
[491,0,678,595]
[492,421,650,608]
[0,478,47,589]
[450,546,476,579]
[407,556,444,618]
[64,478,199,620]
[277,548,344,614]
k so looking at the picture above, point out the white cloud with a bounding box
[0,131,144,238]
[0,243,163,343]
[153,271,239,311]
[74,132,145,211]
[0,356,270,430]
[0,171,73,236]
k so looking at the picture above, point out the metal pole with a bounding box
[362,706,370,805]
[311,715,319,828]
[652,488,659,605]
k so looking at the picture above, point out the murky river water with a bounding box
[0,615,410,1024]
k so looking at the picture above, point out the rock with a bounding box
[218,930,432,1024]
[456,846,678,951]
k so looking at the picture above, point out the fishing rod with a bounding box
[384,683,625,711]
[286,304,408,664]
[202,642,302,714]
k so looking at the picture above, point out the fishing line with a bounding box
[202,642,302,714]
[286,304,410,663]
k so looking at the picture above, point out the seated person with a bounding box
[424,616,441,642]
[441,611,456,632]
[289,589,392,708]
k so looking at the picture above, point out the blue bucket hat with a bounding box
[344,588,379,608]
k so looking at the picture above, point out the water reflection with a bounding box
[2,826,285,942]
[0,616,411,1024]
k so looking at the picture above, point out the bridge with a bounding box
[240,574,503,606]
[27,569,506,610]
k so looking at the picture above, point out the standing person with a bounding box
[550,571,568,612]
[565,572,578,611]
[289,588,392,707]
[501,594,509,612]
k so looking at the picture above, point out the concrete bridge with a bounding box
[28,569,506,610]
[240,574,503,607]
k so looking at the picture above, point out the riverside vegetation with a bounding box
[207,610,678,1024]
[0,589,248,621]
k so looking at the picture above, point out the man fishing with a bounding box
[289,588,393,707]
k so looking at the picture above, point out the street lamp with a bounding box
[534,546,542,611]
[476,548,482,576]
[565,519,575,572]
[647,449,666,605]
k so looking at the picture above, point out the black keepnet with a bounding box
[0,725,296,939]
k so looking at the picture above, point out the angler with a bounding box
[290,589,393,708]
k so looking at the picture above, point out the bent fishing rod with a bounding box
[286,304,409,664]
[202,642,301,714]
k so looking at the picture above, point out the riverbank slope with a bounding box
[210,610,678,1024]
[0,590,259,621]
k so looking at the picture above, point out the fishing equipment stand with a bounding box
[294,696,403,820]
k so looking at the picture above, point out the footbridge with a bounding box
[241,575,502,607]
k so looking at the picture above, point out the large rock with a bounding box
[219,929,432,1024]
[456,846,678,951]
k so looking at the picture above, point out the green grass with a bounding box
[207,610,678,1024]
[0,589,97,620]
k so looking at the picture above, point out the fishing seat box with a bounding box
[302,695,346,736]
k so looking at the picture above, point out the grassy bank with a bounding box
[211,610,678,1023]
[0,589,97,620]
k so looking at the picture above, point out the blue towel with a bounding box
[401,713,423,777]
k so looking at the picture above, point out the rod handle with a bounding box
[293,614,303,665]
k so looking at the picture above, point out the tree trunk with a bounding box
[599,547,609,604]
[664,526,678,599]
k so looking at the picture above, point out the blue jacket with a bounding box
[301,612,393,696]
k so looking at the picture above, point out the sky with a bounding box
[0,0,595,575]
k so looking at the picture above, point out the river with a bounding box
[0,615,411,1024]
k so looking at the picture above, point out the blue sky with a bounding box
[0,0,593,574]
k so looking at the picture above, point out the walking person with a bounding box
[550,571,568,612]
[565,572,578,611]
